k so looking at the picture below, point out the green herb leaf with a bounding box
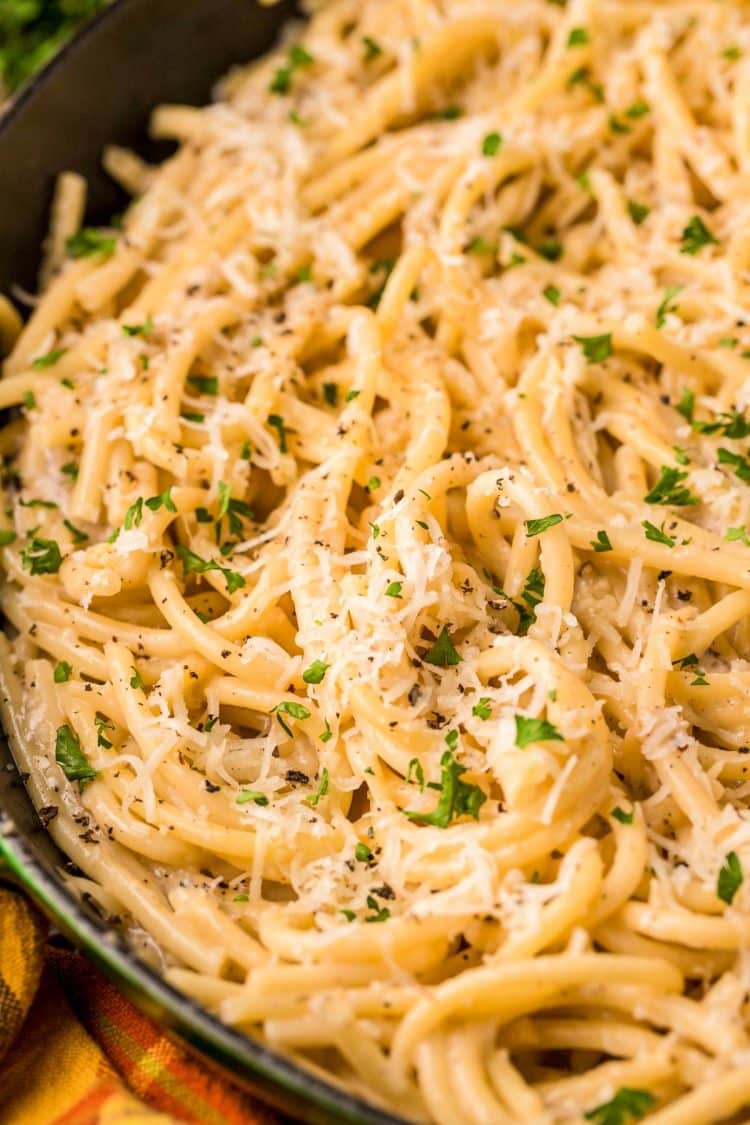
[543,285,561,306]
[385,581,403,598]
[525,514,564,537]
[627,199,650,225]
[364,894,390,923]
[422,626,462,667]
[145,488,177,514]
[55,724,97,786]
[404,748,486,827]
[718,851,743,904]
[267,413,288,453]
[32,348,67,370]
[21,536,62,575]
[681,215,718,255]
[303,659,329,685]
[567,27,589,47]
[175,544,245,594]
[718,447,750,481]
[642,520,675,548]
[514,716,564,748]
[130,668,145,690]
[54,661,72,683]
[66,228,116,259]
[675,386,694,422]
[574,333,613,363]
[355,842,373,862]
[309,767,329,807]
[187,374,218,395]
[584,1087,655,1124]
[236,789,269,806]
[726,525,750,546]
[406,758,425,790]
[362,35,382,60]
[122,316,153,338]
[472,697,492,720]
[63,518,88,544]
[611,806,634,824]
[123,497,143,529]
[644,466,697,507]
[591,530,612,552]
[323,382,339,406]
[272,699,312,738]
[0,529,17,546]
[481,131,502,156]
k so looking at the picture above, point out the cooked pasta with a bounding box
[5,1,750,1120]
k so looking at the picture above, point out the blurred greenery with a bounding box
[0,0,109,94]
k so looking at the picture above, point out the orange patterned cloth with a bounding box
[0,887,284,1125]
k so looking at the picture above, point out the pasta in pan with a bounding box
[5,0,750,1120]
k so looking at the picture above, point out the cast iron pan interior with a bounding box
[0,3,405,1121]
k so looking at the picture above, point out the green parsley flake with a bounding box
[642,520,675,548]
[54,661,73,683]
[627,199,650,225]
[404,747,486,827]
[310,767,329,807]
[644,466,697,507]
[236,790,269,806]
[567,27,589,47]
[273,699,312,738]
[718,447,750,481]
[0,530,17,546]
[584,1087,655,1125]
[472,697,492,720]
[355,842,373,862]
[514,716,564,748]
[525,514,564,537]
[187,374,218,395]
[726,525,750,546]
[422,626,462,667]
[611,806,634,825]
[66,228,116,259]
[574,333,613,363]
[718,851,743,904]
[32,348,67,370]
[130,668,145,690]
[385,581,403,598]
[364,895,390,923]
[21,537,62,575]
[323,382,339,406]
[406,758,425,790]
[362,35,382,61]
[55,724,98,786]
[122,316,153,338]
[591,530,613,552]
[680,215,718,255]
[175,545,245,594]
[267,413,288,453]
[481,131,503,156]
[302,659,329,685]
[543,285,561,306]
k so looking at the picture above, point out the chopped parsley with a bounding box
[123,497,143,529]
[61,461,79,480]
[385,581,403,598]
[272,699,312,738]
[53,661,72,683]
[675,386,694,422]
[481,131,503,156]
[130,668,145,690]
[609,114,630,135]
[187,374,218,395]
[591,530,612,552]
[726,525,750,546]
[236,790,269,806]
[574,333,613,363]
[19,497,56,509]
[270,42,314,94]
[94,712,114,749]
[267,413,288,453]
[692,410,750,439]
[680,215,718,255]
[525,513,563,537]
[718,447,750,482]
[0,530,16,546]
[122,316,153,338]
[364,895,390,923]
[175,545,245,594]
[22,391,36,410]
[627,199,650,225]
[146,488,177,514]
[63,518,88,544]
[514,716,564,748]
[543,285,561,306]
[345,389,361,403]
[66,228,116,259]
[642,520,675,548]
[404,742,486,827]
[656,283,688,328]
[644,466,697,507]
[21,536,62,575]
[567,27,589,47]
[309,767,329,807]
[55,724,97,787]
[302,659,329,685]
[355,842,373,862]
[611,806,634,825]
[323,382,339,406]
[584,1087,655,1125]
[181,411,205,424]
[406,758,425,790]
[362,35,382,61]
[472,697,492,720]
[32,348,67,370]
[718,851,743,905]
[422,626,462,666]
[625,101,650,119]
[366,476,381,492]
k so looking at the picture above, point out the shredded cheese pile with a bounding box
[5,1,750,1121]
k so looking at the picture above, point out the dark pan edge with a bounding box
[0,4,407,1123]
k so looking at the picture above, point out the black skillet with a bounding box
[0,4,405,1122]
